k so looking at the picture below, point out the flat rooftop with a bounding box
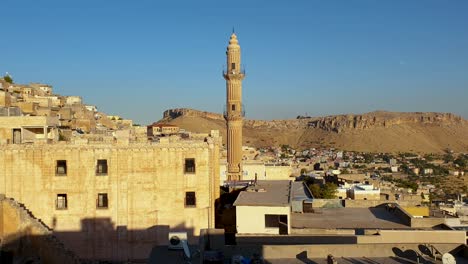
[292,208,411,229]
[233,180,291,207]
[291,181,314,200]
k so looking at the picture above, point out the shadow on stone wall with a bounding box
[1,217,197,264]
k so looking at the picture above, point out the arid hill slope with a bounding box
[159,108,468,153]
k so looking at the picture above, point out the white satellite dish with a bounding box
[442,253,456,264]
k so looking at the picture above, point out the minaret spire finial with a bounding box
[232,27,235,34]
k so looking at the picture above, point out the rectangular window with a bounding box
[185,192,196,207]
[97,193,108,209]
[12,128,21,144]
[265,214,280,228]
[56,160,67,176]
[231,104,236,111]
[96,159,108,175]
[231,63,236,70]
[184,158,195,173]
[56,194,67,210]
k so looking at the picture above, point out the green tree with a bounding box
[322,183,338,199]
[307,183,337,199]
[308,184,321,198]
[423,154,435,162]
[443,153,454,163]
[281,144,290,152]
[454,156,467,169]
[3,74,13,83]
[400,164,413,175]
[363,153,373,163]
[58,132,66,141]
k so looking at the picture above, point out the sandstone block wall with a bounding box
[0,136,221,261]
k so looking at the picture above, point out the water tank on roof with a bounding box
[332,170,341,175]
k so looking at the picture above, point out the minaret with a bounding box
[223,33,245,181]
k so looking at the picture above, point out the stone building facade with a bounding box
[0,116,59,144]
[0,132,221,261]
[220,160,293,184]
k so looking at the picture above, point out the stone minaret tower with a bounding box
[223,33,245,181]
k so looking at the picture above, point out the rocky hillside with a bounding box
[159,108,468,153]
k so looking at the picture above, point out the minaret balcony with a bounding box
[222,68,246,80]
[223,104,245,120]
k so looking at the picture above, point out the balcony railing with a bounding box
[222,64,246,77]
[223,104,245,119]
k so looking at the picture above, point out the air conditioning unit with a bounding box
[168,232,188,250]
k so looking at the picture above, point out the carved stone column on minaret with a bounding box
[223,33,245,181]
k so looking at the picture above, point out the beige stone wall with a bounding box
[265,165,293,180]
[14,102,37,114]
[65,96,82,105]
[0,91,12,107]
[236,205,290,235]
[220,161,265,183]
[0,136,220,261]
[220,162,292,183]
[243,162,266,180]
[0,116,59,143]
[349,191,380,200]
[23,96,52,108]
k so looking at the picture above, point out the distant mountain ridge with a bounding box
[160,108,468,153]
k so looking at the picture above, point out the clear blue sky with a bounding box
[2,0,467,124]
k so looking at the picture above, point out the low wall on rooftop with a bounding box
[260,243,464,259]
[200,227,467,261]
[357,230,466,244]
[236,234,358,245]
[291,228,355,235]
[394,205,449,228]
[309,199,422,209]
[344,199,421,208]
[311,199,343,208]
[402,206,430,217]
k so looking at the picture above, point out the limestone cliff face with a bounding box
[161,108,468,152]
[162,108,466,133]
[307,111,466,133]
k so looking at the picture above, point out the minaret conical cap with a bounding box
[228,33,240,50]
